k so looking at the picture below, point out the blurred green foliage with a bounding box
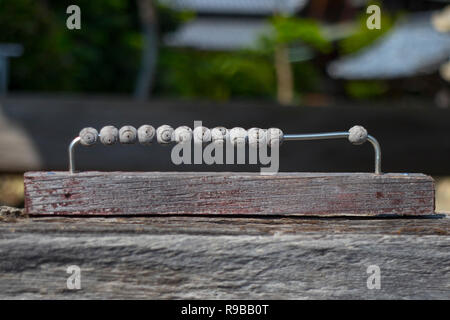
[0,0,190,93]
[156,17,330,101]
[0,1,330,100]
[158,3,195,34]
[0,0,143,92]
[345,80,388,99]
[268,16,331,53]
[339,2,395,55]
[157,49,276,100]
[0,1,396,101]
[0,0,73,91]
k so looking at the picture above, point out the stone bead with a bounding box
[119,126,137,144]
[348,125,368,145]
[173,126,193,143]
[229,127,247,146]
[266,128,283,147]
[211,127,229,144]
[248,128,267,147]
[137,125,156,145]
[99,126,119,145]
[79,127,98,146]
[193,126,211,145]
[156,125,174,144]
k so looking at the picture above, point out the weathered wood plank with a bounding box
[0,215,448,299]
[24,171,435,216]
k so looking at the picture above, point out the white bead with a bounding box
[211,127,229,144]
[173,126,193,143]
[193,126,211,145]
[138,125,155,145]
[229,127,247,146]
[348,125,368,145]
[79,127,98,146]
[119,126,137,144]
[266,128,283,147]
[156,125,174,144]
[99,126,119,145]
[247,128,266,147]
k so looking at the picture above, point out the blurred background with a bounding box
[0,0,449,211]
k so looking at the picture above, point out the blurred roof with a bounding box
[158,0,308,15]
[164,18,270,50]
[327,12,450,79]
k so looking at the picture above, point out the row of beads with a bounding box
[78,126,284,147]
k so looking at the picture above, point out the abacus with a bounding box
[24,125,435,216]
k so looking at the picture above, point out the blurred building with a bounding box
[160,0,309,50]
[327,11,450,80]
[327,6,450,108]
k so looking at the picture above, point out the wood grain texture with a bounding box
[24,171,435,216]
[0,215,448,299]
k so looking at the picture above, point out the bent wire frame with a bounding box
[68,127,381,175]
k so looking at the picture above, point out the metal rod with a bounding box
[284,132,350,141]
[367,135,382,175]
[283,132,381,174]
[68,136,81,174]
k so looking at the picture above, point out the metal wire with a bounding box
[367,135,382,175]
[68,136,81,174]
[283,132,349,141]
[284,132,381,174]
[69,129,382,174]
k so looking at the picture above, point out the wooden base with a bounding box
[1,215,448,299]
[24,171,435,216]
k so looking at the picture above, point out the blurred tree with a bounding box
[156,49,276,101]
[0,0,142,92]
[259,16,331,105]
[134,0,158,99]
[2,0,398,102]
[154,17,329,103]
[0,0,74,90]
[134,1,194,99]
[0,0,189,94]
